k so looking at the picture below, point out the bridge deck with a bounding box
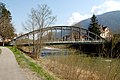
[45,40,106,45]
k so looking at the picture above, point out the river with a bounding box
[40,47,69,57]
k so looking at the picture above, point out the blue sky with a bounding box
[1,0,120,33]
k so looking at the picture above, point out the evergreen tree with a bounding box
[88,14,101,39]
[0,2,15,45]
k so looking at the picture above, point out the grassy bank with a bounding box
[8,47,56,80]
[42,54,120,80]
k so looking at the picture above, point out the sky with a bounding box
[1,0,120,33]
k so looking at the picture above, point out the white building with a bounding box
[100,26,112,40]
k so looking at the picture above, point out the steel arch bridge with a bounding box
[10,26,107,45]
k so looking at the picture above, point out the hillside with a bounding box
[75,11,120,32]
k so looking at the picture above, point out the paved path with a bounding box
[0,47,27,80]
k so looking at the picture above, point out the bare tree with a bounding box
[23,4,56,59]
[23,8,37,56]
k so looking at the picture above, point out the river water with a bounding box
[40,47,69,57]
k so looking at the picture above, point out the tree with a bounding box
[23,4,56,59]
[0,2,15,46]
[23,8,37,56]
[88,14,101,39]
[109,34,120,58]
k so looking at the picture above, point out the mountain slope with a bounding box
[75,11,120,32]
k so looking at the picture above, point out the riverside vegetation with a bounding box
[39,49,120,80]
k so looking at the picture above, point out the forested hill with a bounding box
[75,11,120,32]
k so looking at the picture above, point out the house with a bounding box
[100,25,112,40]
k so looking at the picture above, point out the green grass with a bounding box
[8,46,56,80]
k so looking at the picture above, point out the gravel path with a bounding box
[0,47,27,80]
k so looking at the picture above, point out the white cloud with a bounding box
[67,12,90,25]
[91,0,120,14]
[67,0,120,25]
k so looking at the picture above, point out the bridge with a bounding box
[10,26,107,46]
